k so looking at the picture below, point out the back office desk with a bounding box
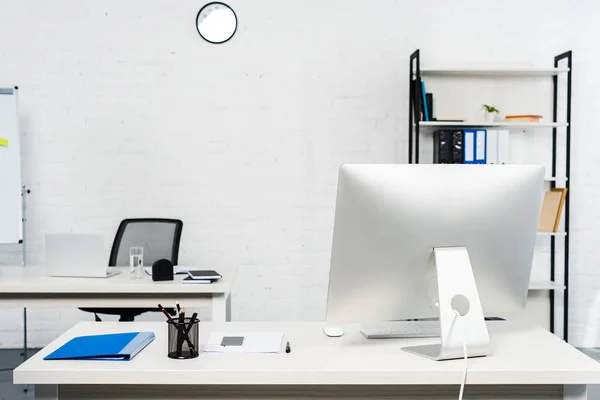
[0,266,236,321]
[14,321,600,400]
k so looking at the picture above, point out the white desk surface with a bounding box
[14,321,600,386]
[0,265,234,294]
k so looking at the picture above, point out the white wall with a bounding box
[0,0,598,348]
[566,0,600,347]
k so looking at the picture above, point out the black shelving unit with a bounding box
[551,51,572,342]
[407,49,572,341]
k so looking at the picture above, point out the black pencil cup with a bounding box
[167,318,200,359]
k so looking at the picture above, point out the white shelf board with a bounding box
[545,177,568,182]
[419,121,568,128]
[419,67,569,77]
[537,231,567,237]
[529,280,566,291]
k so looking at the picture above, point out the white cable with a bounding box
[453,310,468,400]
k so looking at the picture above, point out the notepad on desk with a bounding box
[187,270,222,280]
[204,332,284,354]
[182,270,222,284]
[44,332,155,361]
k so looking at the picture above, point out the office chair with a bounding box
[80,218,183,322]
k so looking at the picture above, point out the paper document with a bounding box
[204,332,284,354]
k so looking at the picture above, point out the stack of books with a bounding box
[412,78,433,122]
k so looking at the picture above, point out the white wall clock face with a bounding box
[196,2,238,44]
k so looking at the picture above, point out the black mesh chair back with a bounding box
[80,218,183,322]
[109,219,183,267]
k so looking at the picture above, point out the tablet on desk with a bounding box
[183,277,213,284]
[187,270,222,280]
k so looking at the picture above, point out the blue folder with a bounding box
[44,332,155,361]
[421,81,430,121]
[475,129,487,164]
[463,129,476,164]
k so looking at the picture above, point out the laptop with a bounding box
[45,233,120,278]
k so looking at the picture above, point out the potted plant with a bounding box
[481,104,500,123]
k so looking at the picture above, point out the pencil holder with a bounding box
[167,318,200,359]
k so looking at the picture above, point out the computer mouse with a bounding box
[322,326,345,337]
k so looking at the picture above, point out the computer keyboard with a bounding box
[360,323,440,339]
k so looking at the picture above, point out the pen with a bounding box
[285,341,291,353]
[177,309,185,358]
[176,301,181,314]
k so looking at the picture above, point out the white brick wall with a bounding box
[0,0,598,348]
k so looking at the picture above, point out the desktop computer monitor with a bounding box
[325,164,544,360]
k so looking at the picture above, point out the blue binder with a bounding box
[475,129,487,164]
[44,332,155,361]
[421,81,430,121]
[463,129,476,164]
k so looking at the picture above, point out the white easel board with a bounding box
[0,87,22,244]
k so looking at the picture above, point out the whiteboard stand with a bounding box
[21,185,29,266]
[20,185,30,393]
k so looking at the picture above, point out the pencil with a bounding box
[157,304,176,323]
[185,312,199,357]
[177,309,185,357]
[185,312,198,335]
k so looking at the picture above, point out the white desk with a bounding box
[0,266,236,321]
[14,321,600,399]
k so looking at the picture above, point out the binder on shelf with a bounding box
[475,129,487,164]
[421,81,429,121]
[497,130,510,164]
[538,188,568,233]
[486,130,498,164]
[451,130,463,164]
[412,79,423,122]
[426,93,433,121]
[433,130,452,164]
[463,129,476,164]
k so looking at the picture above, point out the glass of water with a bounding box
[129,247,144,279]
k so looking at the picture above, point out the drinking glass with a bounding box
[129,247,144,279]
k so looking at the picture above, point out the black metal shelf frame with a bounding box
[551,51,572,341]
[407,49,572,341]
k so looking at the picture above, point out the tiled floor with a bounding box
[0,349,39,400]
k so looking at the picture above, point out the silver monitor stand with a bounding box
[402,247,489,360]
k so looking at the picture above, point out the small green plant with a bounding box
[481,104,500,113]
